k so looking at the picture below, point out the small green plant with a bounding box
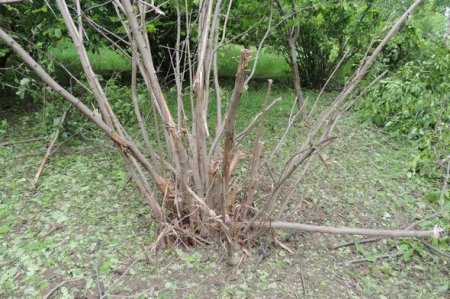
[0,119,8,138]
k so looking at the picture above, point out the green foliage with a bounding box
[359,38,449,178]
[292,0,380,88]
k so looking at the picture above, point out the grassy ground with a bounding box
[47,43,291,82]
[0,87,448,298]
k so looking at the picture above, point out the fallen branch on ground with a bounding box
[339,252,402,265]
[421,241,450,259]
[328,237,381,250]
[32,107,70,187]
[253,221,443,239]
[329,211,444,249]
[0,137,47,147]
[43,279,72,299]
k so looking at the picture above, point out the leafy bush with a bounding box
[359,39,449,178]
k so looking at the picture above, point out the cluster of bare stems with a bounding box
[0,0,442,264]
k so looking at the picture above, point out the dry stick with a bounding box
[340,252,402,265]
[115,2,166,171]
[329,237,383,251]
[309,0,423,143]
[329,211,444,250]
[121,0,191,204]
[0,0,23,3]
[0,137,46,147]
[247,135,336,232]
[235,97,282,144]
[222,49,252,214]
[421,241,450,259]
[253,221,443,239]
[209,11,289,161]
[32,107,70,187]
[75,0,83,42]
[333,163,450,253]
[340,70,389,115]
[43,279,72,299]
[212,35,222,135]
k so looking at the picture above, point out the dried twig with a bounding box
[421,241,450,259]
[339,252,402,265]
[328,237,381,250]
[43,279,72,299]
[253,221,443,239]
[0,137,46,147]
[32,107,70,187]
[0,0,24,3]
[330,211,444,250]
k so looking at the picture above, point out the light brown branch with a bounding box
[222,49,252,213]
[0,0,24,3]
[254,221,443,239]
[0,137,46,147]
[32,107,70,187]
[43,279,72,299]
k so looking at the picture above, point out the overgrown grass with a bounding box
[48,43,291,81]
[47,43,131,77]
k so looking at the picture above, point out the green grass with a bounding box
[217,45,291,80]
[0,88,448,297]
[48,43,291,81]
[47,43,131,76]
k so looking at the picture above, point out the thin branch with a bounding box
[236,97,282,143]
[222,49,252,213]
[328,237,382,250]
[43,279,72,299]
[0,137,46,147]
[32,106,70,187]
[253,221,443,239]
[421,241,450,259]
[0,0,24,3]
[330,211,444,250]
[340,252,402,265]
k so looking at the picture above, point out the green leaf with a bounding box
[99,261,113,275]
[51,211,68,223]
[0,225,10,234]
[146,24,156,33]
[54,28,62,39]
